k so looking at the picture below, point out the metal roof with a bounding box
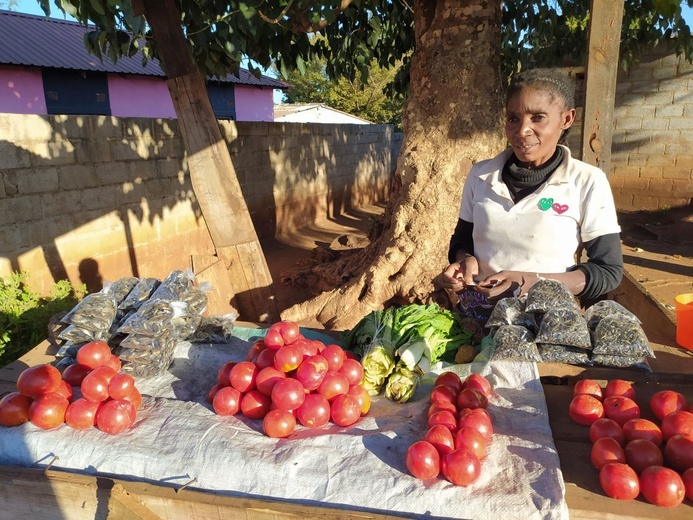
[0,10,289,89]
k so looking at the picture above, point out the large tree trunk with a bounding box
[282,0,505,330]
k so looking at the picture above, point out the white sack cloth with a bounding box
[0,329,568,519]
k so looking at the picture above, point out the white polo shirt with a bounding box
[459,145,621,281]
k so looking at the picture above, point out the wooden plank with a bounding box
[191,256,239,316]
[581,0,624,174]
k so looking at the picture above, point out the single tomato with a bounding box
[428,410,457,432]
[297,393,331,428]
[122,386,142,410]
[246,340,266,362]
[213,386,242,416]
[428,400,457,418]
[573,379,603,400]
[53,380,74,402]
[650,390,688,421]
[263,408,296,438]
[96,399,135,435]
[603,396,640,426]
[255,366,286,396]
[664,434,693,472]
[430,385,458,406]
[660,410,693,441]
[76,341,112,369]
[295,354,329,391]
[28,392,68,430]
[240,390,272,420]
[80,370,111,402]
[456,388,488,410]
[458,407,493,441]
[16,364,62,397]
[61,363,92,387]
[108,373,136,400]
[589,418,625,446]
[217,362,236,386]
[441,448,481,487]
[406,441,440,480]
[435,372,463,395]
[425,424,456,457]
[569,394,604,426]
[255,348,277,371]
[462,373,492,397]
[322,344,346,372]
[65,398,100,430]
[101,355,122,373]
[454,426,487,460]
[622,418,662,446]
[330,394,361,427]
[229,361,258,393]
[263,328,284,349]
[317,371,349,402]
[347,384,371,415]
[603,379,636,400]
[273,345,303,373]
[271,321,300,345]
[0,392,32,426]
[639,466,685,507]
[624,439,664,474]
[599,462,640,500]
[591,437,627,470]
[271,378,306,411]
[338,358,364,386]
[682,468,693,501]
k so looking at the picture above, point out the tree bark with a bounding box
[282,0,505,330]
[135,0,279,322]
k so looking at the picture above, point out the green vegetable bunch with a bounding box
[343,303,475,403]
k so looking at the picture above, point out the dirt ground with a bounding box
[261,203,693,318]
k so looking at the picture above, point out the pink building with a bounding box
[0,10,287,120]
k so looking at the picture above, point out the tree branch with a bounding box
[258,0,296,25]
[290,0,357,34]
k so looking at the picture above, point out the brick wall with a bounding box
[568,51,693,210]
[0,114,394,295]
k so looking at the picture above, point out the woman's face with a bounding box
[505,87,576,168]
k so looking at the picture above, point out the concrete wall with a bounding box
[0,114,394,295]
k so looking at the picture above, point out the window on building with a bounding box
[42,68,111,115]
[207,83,236,120]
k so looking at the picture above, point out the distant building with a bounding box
[0,10,289,120]
[274,103,373,124]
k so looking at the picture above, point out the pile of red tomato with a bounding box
[569,378,693,507]
[405,371,493,487]
[0,341,142,435]
[208,321,370,438]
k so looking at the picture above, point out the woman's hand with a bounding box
[474,271,541,299]
[440,255,479,292]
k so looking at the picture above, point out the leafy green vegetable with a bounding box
[385,362,422,403]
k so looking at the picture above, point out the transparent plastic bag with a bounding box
[188,313,238,343]
[118,277,161,311]
[118,332,176,352]
[592,314,654,358]
[62,292,118,332]
[486,297,525,328]
[538,343,590,365]
[117,298,177,337]
[584,300,640,330]
[58,324,110,343]
[534,308,592,350]
[490,325,541,362]
[525,278,579,314]
[590,353,652,372]
[183,285,209,315]
[103,276,139,306]
[149,269,195,301]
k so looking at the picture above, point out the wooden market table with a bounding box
[1,277,692,519]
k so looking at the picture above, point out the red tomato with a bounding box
[639,466,685,507]
[65,398,100,430]
[271,321,301,345]
[255,366,286,396]
[463,373,492,397]
[296,393,331,428]
[54,380,74,402]
[217,361,236,386]
[660,410,693,441]
[108,373,136,400]
[240,390,272,419]
[80,370,111,402]
[61,363,92,387]
[454,426,487,460]
[599,462,640,500]
[322,345,346,372]
[604,379,636,400]
[650,390,688,421]
[273,345,303,373]
[90,366,118,383]
[213,386,242,416]
[76,341,112,369]
[456,388,488,410]
[435,372,463,394]
[0,392,32,426]
[229,361,258,393]
[458,407,493,441]
[406,441,440,480]
[28,392,68,430]
[430,385,458,406]
[428,400,457,418]
[347,384,371,415]
[96,399,135,435]
[263,329,284,349]
[344,350,358,361]
[295,354,329,391]
[16,364,62,397]
[330,394,361,427]
[624,439,664,474]
[428,410,457,432]
[246,340,266,362]
[603,396,640,426]
[664,434,693,472]
[573,379,603,401]
[441,448,481,487]
[101,355,122,373]
[682,468,693,501]
[263,408,296,438]
[338,358,364,386]
[591,437,627,470]
[589,418,625,446]
[122,386,142,410]
[254,348,276,371]
[425,424,456,457]
[294,338,319,359]
[271,378,306,411]
[622,418,662,446]
[569,394,604,426]
[317,371,349,402]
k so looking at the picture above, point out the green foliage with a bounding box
[0,272,85,367]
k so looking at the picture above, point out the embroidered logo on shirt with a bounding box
[552,203,569,214]
[539,198,554,211]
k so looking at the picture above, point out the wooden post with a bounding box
[134,0,279,322]
[581,0,625,175]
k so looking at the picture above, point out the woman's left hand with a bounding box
[474,271,540,299]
